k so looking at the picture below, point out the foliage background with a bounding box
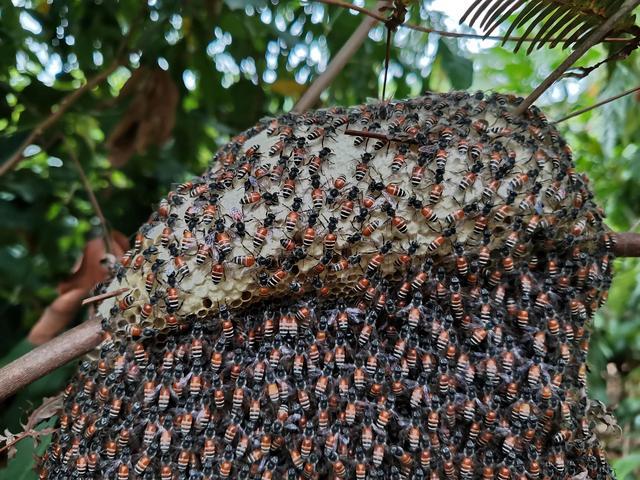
[1,0,640,477]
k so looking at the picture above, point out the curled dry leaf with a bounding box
[57,231,129,295]
[106,67,179,167]
[27,289,87,345]
[25,394,63,431]
[28,232,128,345]
[0,428,18,459]
[0,397,60,459]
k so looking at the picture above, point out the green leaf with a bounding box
[612,453,640,480]
[437,38,473,90]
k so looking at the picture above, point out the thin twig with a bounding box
[68,148,115,254]
[554,85,640,123]
[0,393,64,454]
[344,128,415,143]
[314,0,386,21]
[0,318,102,402]
[312,0,632,43]
[0,428,57,455]
[382,28,392,100]
[25,394,64,431]
[293,1,391,112]
[514,0,640,116]
[345,128,389,141]
[82,287,130,306]
[0,60,121,177]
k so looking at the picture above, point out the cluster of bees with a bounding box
[40,92,616,479]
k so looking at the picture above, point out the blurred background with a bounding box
[1,0,640,477]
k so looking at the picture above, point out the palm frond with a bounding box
[460,0,639,51]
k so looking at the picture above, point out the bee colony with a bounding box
[40,92,616,479]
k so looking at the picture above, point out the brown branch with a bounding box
[0,60,121,177]
[345,128,391,141]
[68,148,115,254]
[514,0,640,116]
[612,232,640,257]
[313,0,632,43]
[0,428,57,455]
[82,287,130,306]
[293,1,391,112]
[554,85,640,123]
[0,318,102,402]
[345,128,415,143]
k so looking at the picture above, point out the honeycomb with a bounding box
[40,92,615,479]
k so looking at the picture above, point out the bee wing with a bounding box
[280,345,294,356]
[204,232,217,247]
[247,176,259,188]
[378,193,395,208]
[179,372,193,387]
[396,416,411,428]
[403,378,418,390]
[284,421,301,433]
[195,408,209,424]
[230,207,244,221]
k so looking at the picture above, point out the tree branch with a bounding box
[513,0,640,116]
[81,287,130,306]
[0,318,102,402]
[0,60,121,177]
[293,1,390,112]
[68,147,115,254]
[554,85,640,123]
[312,0,633,44]
[612,232,640,257]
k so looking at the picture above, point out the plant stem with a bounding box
[293,1,390,112]
[554,85,640,123]
[68,148,115,254]
[514,0,640,116]
[81,287,130,306]
[312,0,633,44]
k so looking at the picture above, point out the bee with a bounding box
[281,176,296,198]
[509,169,537,192]
[268,139,285,156]
[391,215,408,233]
[355,152,373,181]
[118,293,135,311]
[303,185,323,210]
[390,148,407,172]
[409,164,426,186]
[196,244,211,265]
[385,183,407,198]
[428,184,443,204]
[231,255,256,268]
[240,191,261,205]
